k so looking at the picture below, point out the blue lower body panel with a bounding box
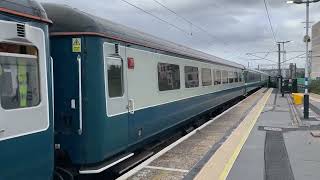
[246,82,265,93]
[0,131,53,180]
[61,86,247,165]
[128,86,245,146]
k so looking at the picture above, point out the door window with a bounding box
[0,43,40,109]
[106,57,124,98]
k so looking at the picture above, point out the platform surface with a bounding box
[120,90,320,180]
[226,90,320,180]
[120,89,269,180]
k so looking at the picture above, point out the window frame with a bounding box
[234,72,238,83]
[106,57,125,98]
[0,43,41,110]
[201,68,212,87]
[212,69,216,86]
[239,71,243,82]
[184,66,199,88]
[215,70,222,85]
[157,62,181,91]
[222,70,228,84]
[228,71,234,83]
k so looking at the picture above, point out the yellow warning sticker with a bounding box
[72,38,81,52]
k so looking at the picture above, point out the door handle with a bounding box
[128,99,135,114]
[71,99,76,109]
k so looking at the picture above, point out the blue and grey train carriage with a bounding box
[245,69,269,93]
[43,3,267,175]
[0,1,53,180]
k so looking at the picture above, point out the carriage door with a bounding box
[0,19,51,180]
[103,43,129,147]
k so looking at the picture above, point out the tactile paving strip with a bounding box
[264,131,294,180]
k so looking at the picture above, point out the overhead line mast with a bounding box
[287,0,320,119]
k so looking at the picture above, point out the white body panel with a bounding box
[126,47,243,111]
[0,20,49,141]
[103,42,244,117]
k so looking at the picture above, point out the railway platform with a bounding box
[118,88,320,180]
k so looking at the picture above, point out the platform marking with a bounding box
[264,131,294,180]
[195,88,272,180]
[145,166,189,173]
[116,89,265,180]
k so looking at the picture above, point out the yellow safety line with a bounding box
[195,88,273,180]
[219,89,272,179]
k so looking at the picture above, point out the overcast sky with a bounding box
[38,0,320,69]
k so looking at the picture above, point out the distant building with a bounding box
[311,21,320,79]
[261,67,304,79]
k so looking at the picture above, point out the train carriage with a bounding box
[43,3,269,176]
[0,1,271,179]
[245,69,269,93]
[0,1,53,179]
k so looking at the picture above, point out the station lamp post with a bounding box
[287,0,320,119]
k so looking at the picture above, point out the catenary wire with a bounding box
[119,0,190,35]
[149,0,250,62]
[263,0,277,43]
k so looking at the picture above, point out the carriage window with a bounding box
[107,58,124,97]
[228,72,234,83]
[201,68,212,86]
[239,72,242,82]
[185,66,199,88]
[215,70,221,85]
[0,43,40,109]
[248,72,251,82]
[222,70,228,84]
[158,63,180,91]
[234,72,238,82]
[212,69,216,85]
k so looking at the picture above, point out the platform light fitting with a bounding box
[287,0,320,4]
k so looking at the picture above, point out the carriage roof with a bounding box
[0,0,50,23]
[43,3,244,69]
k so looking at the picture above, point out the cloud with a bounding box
[37,0,320,68]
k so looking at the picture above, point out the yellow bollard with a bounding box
[292,93,304,105]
